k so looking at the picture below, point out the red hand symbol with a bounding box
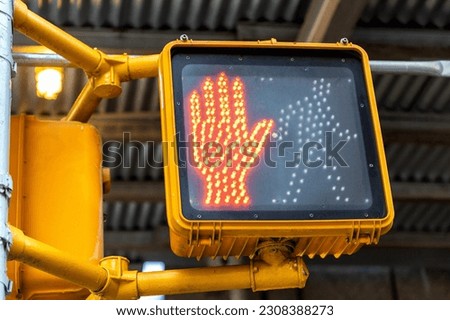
[188,72,274,207]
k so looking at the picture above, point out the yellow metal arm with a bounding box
[14,0,103,74]
[14,0,159,122]
[65,82,102,122]
[8,226,308,299]
[8,225,108,293]
[137,257,308,296]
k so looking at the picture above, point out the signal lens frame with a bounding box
[170,46,386,221]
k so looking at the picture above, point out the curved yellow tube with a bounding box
[64,82,102,122]
[14,0,104,75]
[8,225,108,293]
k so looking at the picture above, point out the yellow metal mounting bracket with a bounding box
[13,0,159,122]
[8,226,308,299]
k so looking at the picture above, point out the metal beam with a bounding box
[310,247,450,268]
[90,112,161,142]
[357,43,450,60]
[14,29,236,54]
[379,232,450,249]
[322,0,369,43]
[381,112,450,145]
[104,180,165,203]
[392,182,450,203]
[104,229,168,252]
[237,22,298,41]
[297,0,342,42]
[353,28,450,59]
[240,24,450,59]
[14,24,450,59]
[352,28,450,49]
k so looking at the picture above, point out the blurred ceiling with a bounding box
[11,0,450,299]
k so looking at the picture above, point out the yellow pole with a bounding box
[13,0,105,75]
[8,226,108,293]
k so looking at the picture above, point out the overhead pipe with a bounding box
[0,0,14,300]
[370,60,450,77]
[12,52,73,67]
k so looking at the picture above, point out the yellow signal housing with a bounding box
[7,115,104,299]
[159,40,394,260]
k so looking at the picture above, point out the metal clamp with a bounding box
[0,174,13,294]
[0,276,12,295]
[0,173,12,200]
[11,61,17,78]
[339,37,349,45]
[0,223,12,295]
[0,223,12,249]
[179,34,189,41]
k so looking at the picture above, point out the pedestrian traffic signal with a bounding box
[159,40,394,259]
[7,115,104,299]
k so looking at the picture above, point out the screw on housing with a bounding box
[179,34,189,41]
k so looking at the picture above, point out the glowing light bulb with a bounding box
[35,67,63,100]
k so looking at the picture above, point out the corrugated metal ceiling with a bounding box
[24,0,450,30]
[25,0,310,30]
[361,0,450,29]
[374,74,450,113]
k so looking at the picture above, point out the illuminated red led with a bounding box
[188,72,274,207]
